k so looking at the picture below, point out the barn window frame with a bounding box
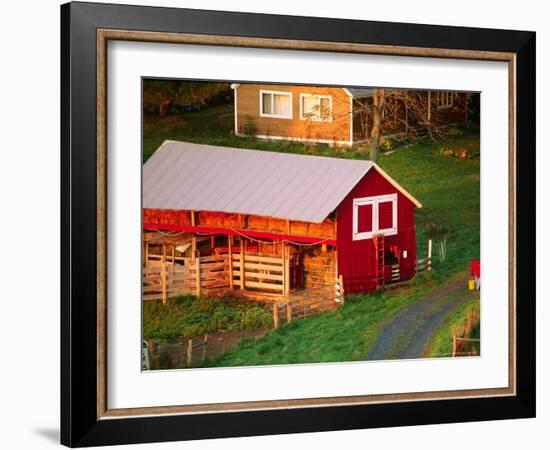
[259,89,293,119]
[352,193,398,240]
[299,93,333,122]
[436,91,454,109]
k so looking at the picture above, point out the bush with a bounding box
[241,115,256,138]
[446,126,463,137]
[379,138,394,152]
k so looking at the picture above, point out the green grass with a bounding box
[143,295,272,341]
[204,276,438,367]
[424,294,480,358]
[143,104,480,367]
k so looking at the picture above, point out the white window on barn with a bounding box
[260,90,293,119]
[300,94,332,121]
[436,91,454,109]
[352,193,398,240]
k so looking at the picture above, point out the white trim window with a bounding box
[352,193,398,240]
[300,94,332,122]
[260,90,293,119]
[436,91,454,109]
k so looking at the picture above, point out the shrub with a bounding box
[446,126,463,137]
[379,138,394,152]
[241,115,256,138]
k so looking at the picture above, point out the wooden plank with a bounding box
[195,258,201,296]
[241,262,283,272]
[240,240,245,289]
[241,272,283,282]
[243,254,284,264]
[228,236,233,288]
[244,280,284,291]
[272,303,279,329]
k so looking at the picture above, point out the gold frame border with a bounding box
[96,29,516,420]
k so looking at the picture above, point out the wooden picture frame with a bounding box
[61,2,535,447]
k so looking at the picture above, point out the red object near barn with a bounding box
[142,141,422,298]
[470,259,481,279]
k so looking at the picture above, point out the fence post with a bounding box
[161,261,167,304]
[339,275,345,305]
[452,334,457,357]
[202,334,208,362]
[195,258,201,297]
[240,240,245,289]
[428,239,432,271]
[187,338,193,367]
[286,303,292,323]
[273,303,279,329]
[228,236,233,288]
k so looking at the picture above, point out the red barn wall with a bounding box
[336,168,417,294]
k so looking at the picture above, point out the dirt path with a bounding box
[366,279,474,360]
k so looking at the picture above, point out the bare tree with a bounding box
[353,89,459,161]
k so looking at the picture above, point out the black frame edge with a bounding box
[60,2,536,447]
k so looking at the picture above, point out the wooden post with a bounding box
[171,245,175,265]
[286,303,292,323]
[195,258,201,297]
[428,239,433,271]
[284,243,290,296]
[339,274,345,305]
[240,238,245,289]
[228,235,234,288]
[201,334,208,362]
[452,334,457,357]
[191,235,197,258]
[187,338,193,366]
[144,242,149,268]
[161,261,167,305]
[162,242,166,264]
[273,303,279,329]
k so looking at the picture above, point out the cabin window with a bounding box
[436,91,454,109]
[260,90,293,119]
[352,193,398,240]
[300,94,332,121]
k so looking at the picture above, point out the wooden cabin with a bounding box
[231,84,469,146]
[142,141,422,311]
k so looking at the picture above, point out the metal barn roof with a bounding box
[143,141,420,224]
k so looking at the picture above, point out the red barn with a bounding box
[142,141,421,305]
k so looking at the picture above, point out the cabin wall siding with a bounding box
[235,84,352,144]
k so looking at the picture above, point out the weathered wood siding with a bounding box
[235,84,352,145]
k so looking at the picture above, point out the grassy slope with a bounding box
[205,280,436,367]
[424,295,481,358]
[143,105,480,366]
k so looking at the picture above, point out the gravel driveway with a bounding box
[366,279,472,360]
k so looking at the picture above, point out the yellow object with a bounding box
[322,244,327,253]
[468,279,475,290]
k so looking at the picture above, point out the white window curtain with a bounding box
[261,91,292,118]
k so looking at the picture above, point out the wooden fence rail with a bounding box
[143,255,230,302]
[231,253,285,295]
